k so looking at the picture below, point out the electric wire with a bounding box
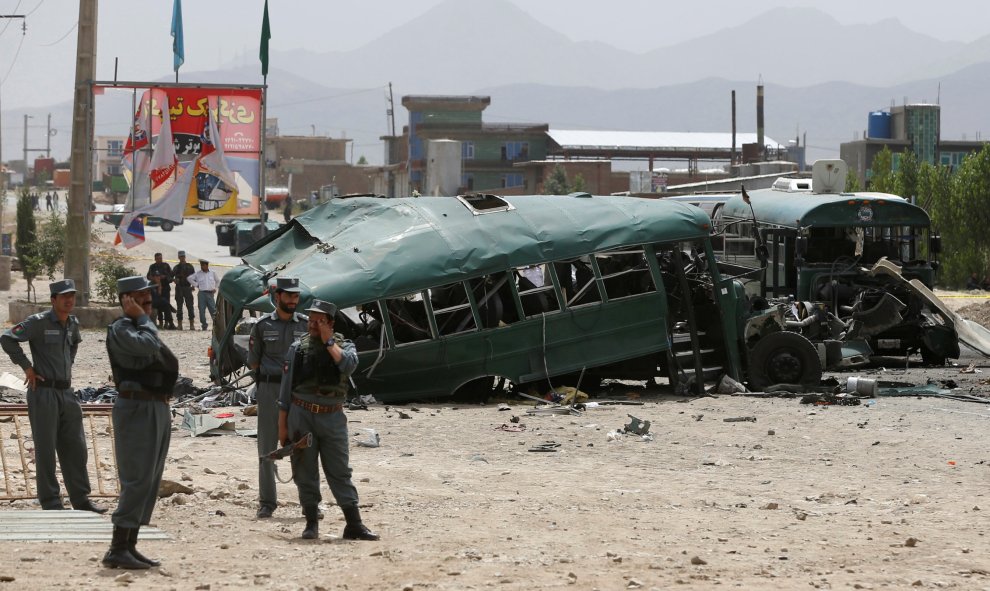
[40,20,75,46]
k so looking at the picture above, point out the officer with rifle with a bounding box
[277,299,378,541]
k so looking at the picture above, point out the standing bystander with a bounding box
[171,251,196,330]
[247,277,308,518]
[102,276,178,570]
[278,300,378,541]
[0,279,106,513]
[188,259,220,331]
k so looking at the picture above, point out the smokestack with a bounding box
[731,90,737,166]
[756,83,765,158]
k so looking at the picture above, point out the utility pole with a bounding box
[23,114,31,180]
[64,0,97,305]
[46,113,51,158]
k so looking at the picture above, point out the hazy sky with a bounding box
[0,0,987,141]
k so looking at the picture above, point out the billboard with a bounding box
[109,84,264,217]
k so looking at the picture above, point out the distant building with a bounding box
[265,135,371,201]
[93,135,126,192]
[840,104,988,189]
[401,95,549,195]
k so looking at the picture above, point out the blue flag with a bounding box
[171,0,184,73]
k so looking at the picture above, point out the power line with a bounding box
[269,86,384,109]
[24,0,44,16]
[1,33,25,85]
[0,1,24,37]
[40,21,75,46]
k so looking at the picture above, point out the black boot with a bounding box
[128,526,160,567]
[301,506,320,540]
[341,506,379,541]
[102,527,150,569]
[71,498,108,514]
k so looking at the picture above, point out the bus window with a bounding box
[597,246,655,301]
[349,301,388,352]
[385,293,432,345]
[514,265,561,318]
[468,272,515,327]
[555,257,602,307]
[431,281,478,336]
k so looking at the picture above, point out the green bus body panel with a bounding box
[227,195,711,308]
[355,294,670,400]
[217,195,710,401]
[721,190,931,229]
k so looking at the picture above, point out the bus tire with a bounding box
[453,377,503,403]
[160,220,174,232]
[747,332,822,391]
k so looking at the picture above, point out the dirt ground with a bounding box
[1,265,989,590]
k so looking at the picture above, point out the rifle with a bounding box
[260,432,313,461]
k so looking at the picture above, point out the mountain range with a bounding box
[4,1,989,168]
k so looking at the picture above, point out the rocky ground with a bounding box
[1,262,989,590]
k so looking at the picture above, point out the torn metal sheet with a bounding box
[0,510,169,542]
[181,409,236,437]
[871,259,990,356]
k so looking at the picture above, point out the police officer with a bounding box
[247,277,308,519]
[172,250,195,330]
[0,279,105,513]
[103,276,179,570]
[147,253,175,330]
[277,300,378,541]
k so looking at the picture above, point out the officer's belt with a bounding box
[38,378,71,390]
[256,374,283,384]
[292,398,342,414]
[117,390,171,404]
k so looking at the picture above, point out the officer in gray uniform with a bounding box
[0,279,105,513]
[247,276,308,519]
[277,299,378,541]
[102,276,179,570]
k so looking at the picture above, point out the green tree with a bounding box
[356,155,368,165]
[918,161,956,275]
[93,248,137,304]
[895,149,919,200]
[543,166,571,195]
[14,189,38,300]
[571,173,586,193]
[943,145,990,286]
[868,147,895,193]
[845,168,861,192]
[32,212,67,281]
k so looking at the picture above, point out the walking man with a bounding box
[147,253,175,330]
[0,279,106,513]
[188,259,219,331]
[171,250,195,331]
[247,277,308,519]
[103,276,178,570]
[278,300,378,541]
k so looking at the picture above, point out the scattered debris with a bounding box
[623,415,651,435]
[355,428,380,448]
[159,480,195,498]
[181,409,237,437]
[528,441,561,452]
[723,416,757,423]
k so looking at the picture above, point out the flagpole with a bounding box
[259,84,268,236]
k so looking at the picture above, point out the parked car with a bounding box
[102,204,183,232]
[215,219,282,256]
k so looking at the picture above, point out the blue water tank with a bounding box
[868,111,891,139]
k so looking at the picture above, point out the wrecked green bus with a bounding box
[209,193,825,401]
[680,160,959,366]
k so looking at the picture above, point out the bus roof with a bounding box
[720,188,931,229]
[221,194,713,309]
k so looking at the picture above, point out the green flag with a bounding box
[260,0,271,77]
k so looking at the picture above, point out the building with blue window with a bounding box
[400,95,548,195]
[840,104,988,190]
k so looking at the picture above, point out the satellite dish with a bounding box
[811,159,848,194]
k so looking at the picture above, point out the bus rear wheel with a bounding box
[747,332,822,391]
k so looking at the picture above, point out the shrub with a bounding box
[94,249,137,304]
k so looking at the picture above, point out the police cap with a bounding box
[117,275,153,294]
[275,277,301,293]
[304,299,337,318]
[49,279,77,296]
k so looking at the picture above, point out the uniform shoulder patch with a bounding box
[11,323,26,336]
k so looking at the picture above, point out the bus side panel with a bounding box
[351,292,671,402]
